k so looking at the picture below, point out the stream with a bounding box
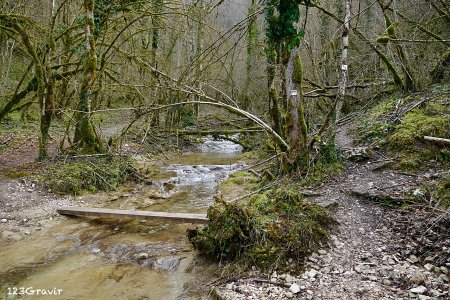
[0,138,244,300]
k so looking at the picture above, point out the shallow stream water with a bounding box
[0,138,244,300]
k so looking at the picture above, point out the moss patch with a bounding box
[354,87,450,170]
[188,187,335,273]
[41,156,136,195]
[219,170,259,199]
[2,170,31,179]
[389,106,449,148]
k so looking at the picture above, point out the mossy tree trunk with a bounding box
[56,4,71,117]
[39,66,55,159]
[74,0,101,154]
[267,49,283,140]
[149,0,163,127]
[285,47,308,163]
[194,0,205,117]
[9,21,50,159]
[431,47,450,83]
[242,0,258,111]
[377,0,416,91]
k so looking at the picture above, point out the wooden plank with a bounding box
[57,207,208,224]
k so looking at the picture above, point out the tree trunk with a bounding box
[378,0,416,91]
[334,0,351,125]
[39,67,55,159]
[243,0,258,110]
[268,55,283,139]
[311,3,405,89]
[10,23,48,158]
[431,47,450,83]
[285,47,308,164]
[74,0,101,153]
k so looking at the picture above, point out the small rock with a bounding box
[382,279,392,285]
[418,295,430,300]
[318,249,327,255]
[413,189,424,197]
[440,274,449,282]
[308,257,318,263]
[439,266,448,274]
[226,283,233,290]
[409,255,419,263]
[410,275,425,285]
[410,286,427,294]
[285,292,293,298]
[367,275,378,281]
[289,283,300,294]
[285,275,293,283]
[306,290,313,295]
[136,252,149,259]
[1,218,7,223]
[92,248,101,253]
[424,263,434,271]
[344,147,372,161]
[424,256,434,262]
[307,269,318,278]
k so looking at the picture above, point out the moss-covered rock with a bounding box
[188,188,335,273]
[389,106,449,148]
[354,88,450,170]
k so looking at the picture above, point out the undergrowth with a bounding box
[355,86,450,170]
[188,187,335,274]
[41,156,136,195]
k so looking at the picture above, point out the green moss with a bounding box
[435,177,450,207]
[376,35,391,44]
[181,106,197,127]
[301,161,343,187]
[41,157,135,195]
[293,56,303,84]
[389,107,449,148]
[219,170,259,199]
[355,91,449,171]
[2,170,30,179]
[188,188,335,273]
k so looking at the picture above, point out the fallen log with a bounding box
[349,189,414,206]
[423,136,450,145]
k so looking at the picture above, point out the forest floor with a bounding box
[0,128,71,242]
[0,113,448,299]
[214,126,449,300]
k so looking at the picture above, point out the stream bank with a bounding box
[0,137,247,299]
[213,128,449,300]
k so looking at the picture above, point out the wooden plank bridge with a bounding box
[57,207,209,224]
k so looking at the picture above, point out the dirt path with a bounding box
[215,128,449,300]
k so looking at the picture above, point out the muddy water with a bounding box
[0,138,244,300]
